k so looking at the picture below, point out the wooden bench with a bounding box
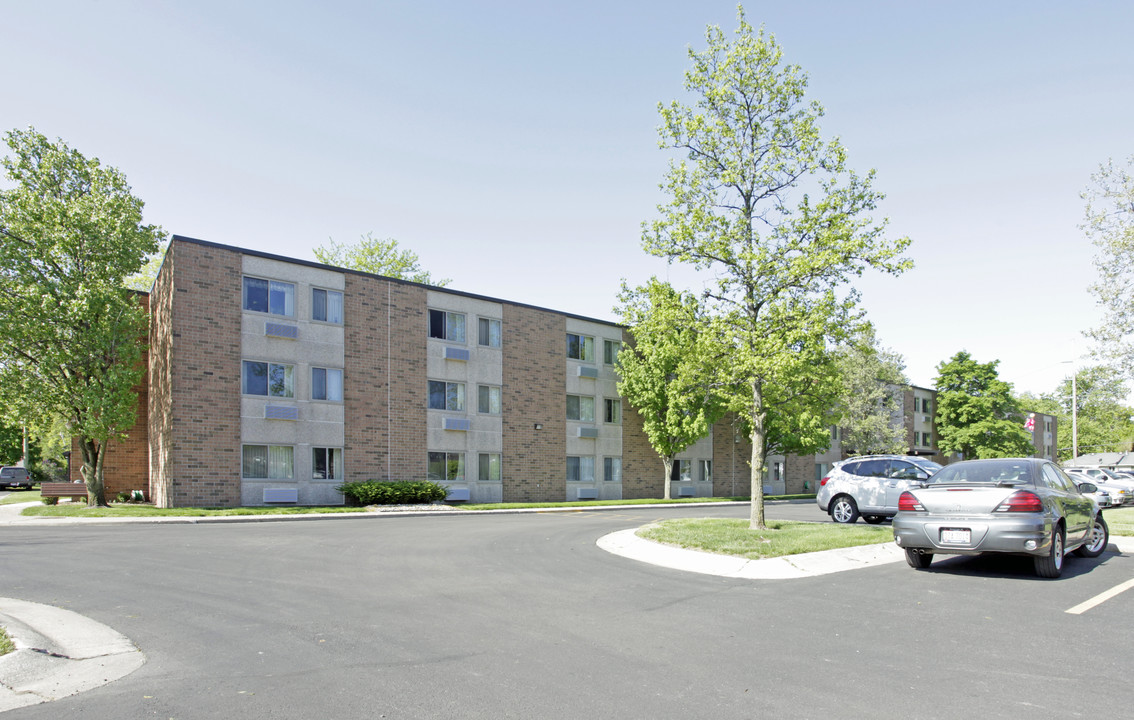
[40,483,89,500]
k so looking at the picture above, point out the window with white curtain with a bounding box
[312,367,343,402]
[312,288,343,324]
[312,447,343,480]
[243,277,295,317]
[243,445,294,479]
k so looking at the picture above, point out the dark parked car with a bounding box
[0,466,34,490]
[893,458,1108,578]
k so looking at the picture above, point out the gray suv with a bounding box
[817,455,942,524]
[0,466,33,490]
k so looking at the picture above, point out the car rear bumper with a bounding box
[893,513,1052,557]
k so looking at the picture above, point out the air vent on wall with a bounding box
[576,488,598,500]
[445,347,470,361]
[577,427,599,438]
[577,366,599,379]
[444,417,471,431]
[265,322,298,340]
[265,405,299,421]
[263,488,298,503]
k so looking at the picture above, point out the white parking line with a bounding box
[1066,577,1134,615]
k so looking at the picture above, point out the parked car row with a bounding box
[817,454,1115,579]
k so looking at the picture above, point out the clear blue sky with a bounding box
[6,1,1132,397]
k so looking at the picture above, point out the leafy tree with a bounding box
[1021,366,1134,460]
[643,9,910,528]
[0,128,163,505]
[0,424,25,466]
[934,351,1034,459]
[313,233,449,286]
[124,240,168,291]
[1083,156,1134,374]
[615,279,723,499]
[833,326,908,455]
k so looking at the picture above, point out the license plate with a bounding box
[941,528,971,544]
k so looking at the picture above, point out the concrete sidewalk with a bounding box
[0,598,145,712]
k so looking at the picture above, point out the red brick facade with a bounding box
[343,274,428,482]
[500,304,566,502]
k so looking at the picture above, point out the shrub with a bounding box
[41,496,58,505]
[336,480,449,506]
[116,491,132,503]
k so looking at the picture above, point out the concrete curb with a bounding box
[598,529,1134,580]
[0,598,145,712]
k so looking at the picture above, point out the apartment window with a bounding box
[428,381,465,411]
[567,395,595,422]
[604,398,621,424]
[429,309,466,342]
[478,385,501,414]
[312,288,343,324]
[478,318,501,348]
[921,431,933,447]
[312,447,343,480]
[242,445,294,479]
[311,367,343,402]
[427,452,464,481]
[478,453,501,482]
[698,459,712,483]
[603,339,621,365]
[566,333,594,361]
[567,456,595,482]
[604,457,622,483]
[670,460,692,482]
[243,277,295,317]
[921,398,932,413]
[242,361,294,398]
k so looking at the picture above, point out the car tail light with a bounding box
[898,491,924,512]
[994,490,1043,513]
[820,477,830,487]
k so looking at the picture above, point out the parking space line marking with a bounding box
[1066,577,1134,615]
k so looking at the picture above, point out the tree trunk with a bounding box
[749,381,767,530]
[662,456,673,500]
[77,437,109,507]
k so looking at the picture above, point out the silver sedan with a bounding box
[892,458,1109,578]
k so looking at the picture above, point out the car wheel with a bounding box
[830,495,860,524]
[904,548,932,569]
[1034,526,1065,578]
[1074,514,1109,558]
[863,515,885,524]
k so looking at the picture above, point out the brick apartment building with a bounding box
[85,236,1056,507]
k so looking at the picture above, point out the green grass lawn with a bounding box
[20,503,372,518]
[14,494,811,517]
[638,518,893,559]
[1105,506,1134,536]
[0,490,41,505]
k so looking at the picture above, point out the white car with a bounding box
[817,455,943,524]
[1068,468,1134,506]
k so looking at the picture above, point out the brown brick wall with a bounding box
[343,275,427,481]
[784,453,814,494]
[165,240,243,507]
[713,415,752,498]
[501,305,565,502]
[621,402,663,499]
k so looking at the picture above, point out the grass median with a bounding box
[638,518,894,560]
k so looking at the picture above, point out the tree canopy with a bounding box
[1019,365,1134,460]
[642,9,910,528]
[833,326,908,455]
[0,128,164,505]
[615,279,723,499]
[313,233,449,286]
[1083,156,1134,374]
[934,351,1034,460]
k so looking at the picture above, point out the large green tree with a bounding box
[934,351,1034,459]
[313,232,449,286]
[615,279,723,499]
[643,9,910,528]
[1020,365,1134,460]
[1083,156,1134,374]
[833,326,908,455]
[0,128,163,505]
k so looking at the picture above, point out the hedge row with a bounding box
[336,480,450,506]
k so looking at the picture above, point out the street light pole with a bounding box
[1061,360,1079,461]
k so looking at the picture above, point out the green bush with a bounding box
[41,496,58,506]
[336,480,450,506]
[116,491,132,503]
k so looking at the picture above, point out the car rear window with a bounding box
[929,460,1035,486]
